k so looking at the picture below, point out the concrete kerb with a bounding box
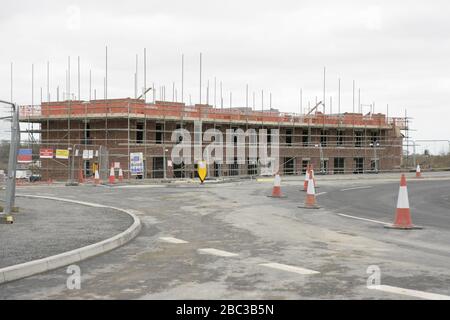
[0,194,142,285]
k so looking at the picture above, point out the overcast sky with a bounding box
[0,0,449,152]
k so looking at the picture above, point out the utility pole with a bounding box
[0,100,19,223]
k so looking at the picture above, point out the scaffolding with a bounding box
[17,98,409,182]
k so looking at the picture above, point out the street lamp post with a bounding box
[0,100,20,222]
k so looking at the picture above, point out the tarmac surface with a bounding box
[0,196,134,268]
[0,172,449,299]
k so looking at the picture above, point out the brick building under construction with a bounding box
[19,98,407,181]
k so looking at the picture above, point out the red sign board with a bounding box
[18,149,32,163]
[39,148,53,159]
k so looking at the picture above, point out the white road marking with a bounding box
[197,248,238,257]
[368,285,450,300]
[315,192,328,196]
[340,186,373,191]
[159,237,188,244]
[337,213,390,226]
[260,262,320,275]
[114,185,165,189]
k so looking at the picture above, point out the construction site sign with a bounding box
[39,148,53,159]
[197,160,207,183]
[130,152,144,175]
[82,149,94,159]
[18,149,32,163]
[55,149,69,160]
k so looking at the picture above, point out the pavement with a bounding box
[0,172,449,299]
[0,196,134,269]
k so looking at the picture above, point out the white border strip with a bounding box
[0,194,142,285]
[337,213,390,226]
[368,285,450,300]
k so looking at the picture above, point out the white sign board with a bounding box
[130,152,144,175]
[82,150,94,160]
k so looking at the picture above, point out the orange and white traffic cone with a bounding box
[118,168,124,182]
[385,174,422,230]
[268,173,286,198]
[94,170,100,185]
[109,167,115,184]
[302,166,310,192]
[415,164,422,178]
[299,171,320,209]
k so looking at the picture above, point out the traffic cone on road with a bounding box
[109,167,115,184]
[118,168,124,182]
[302,166,310,192]
[268,173,286,198]
[385,174,422,230]
[94,170,100,185]
[299,171,320,209]
[415,164,422,178]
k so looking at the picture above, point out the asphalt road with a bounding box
[0,174,449,299]
[312,179,450,229]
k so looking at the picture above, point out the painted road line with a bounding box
[259,262,320,275]
[113,185,165,189]
[340,186,373,191]
[315,192,328,196]
[256,178,274,183]
[198,248,239,257]
[159,237,189,244]
[337,213,390,226]
[368,285,450,300]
